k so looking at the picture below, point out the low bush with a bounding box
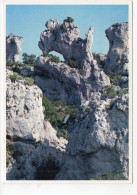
[6,61,25,73]
[42,96,63,129]
[50,28,54,33]
[112,23,119,28]
[68,58,79,68]
[70,69,76,74]
[57,129,69,140]
[102,86,128,99]
[85,107,90,113]
[42,52,50,57]
[109,72,121,85]
[61,23,67,33]
[42,97,77,138]
[22,53,36,65]
[49,55,60,63]
[6,142,14,168]
[10,72,18,82]
[64,17,74,23]
[24,77,34,86]
[91,171,128,180]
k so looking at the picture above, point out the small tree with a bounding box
[64,17,74,23]
[22,53,36,65]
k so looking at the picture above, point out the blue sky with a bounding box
[6,5,128,61]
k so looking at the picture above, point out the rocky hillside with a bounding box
[6,17,129,180]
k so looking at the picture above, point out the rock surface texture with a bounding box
[34,56,110,105]
[6,20,129,180]
[38,18,94,69]
[6,34,23,62]
[104,23,129,76]
[6,70,67,180]
[56,95,129,179]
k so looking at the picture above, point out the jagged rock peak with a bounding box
[6,33,23,62]
[104,22,129,76]
[38,17,94,69]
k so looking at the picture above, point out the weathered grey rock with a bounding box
[7,122,67,180]
[20,66,34,77]
[38,18,94,69]
[56,94,129,180]
[104,23,129,76]
[6,70,45,141]
[6,34,23,62]
[6,69,68,180]
[6,21,129,181]
[93,53,107,67]
[34,56,110,105]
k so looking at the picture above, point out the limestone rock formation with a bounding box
[38,18,94,69]
[7,121,67,180]
[56,94,129,180]
[104,23,129,76]
[6,70,67,179]
[6,70,45,142]
[34,56,110,105]
[6,34,23,62]
[93,53,107,67]
[6,20,129,180]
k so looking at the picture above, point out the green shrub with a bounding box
[112,23,119,28]
[10,72,18,82]
[42,52,50,57]
[61,23,67,33]
[68,58,79,68]
[76,37,83,43]
[104,171,128,180]
[18,75,23,80]
[85,107,90,113]
[50,28,54,33]
[102,86,128,99]
[57,129,69,140]
[22,53,36,65]
[6,142,14,168]
[49,55,60,63]
[6,61,13,66]
[78,69,84,75]
[6,157,11,167]
[109,72,121,85]
[6,143,14,156]
[90,171,128,180]
[42,97,77,133]
[70,69,76,74]
[64,17,74,23]
[6,61,25,73]
[42,96,63,129]
[24,77,34,86]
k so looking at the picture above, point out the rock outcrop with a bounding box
[6,34,23,62]
[34,56,110,105]
[56,94,129,180]
[6,70,45,142]
[104,23,129,76]
[6,70,67,180]
[6,20,129,180]
[7,121,67,180]
[38,18,94,69]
